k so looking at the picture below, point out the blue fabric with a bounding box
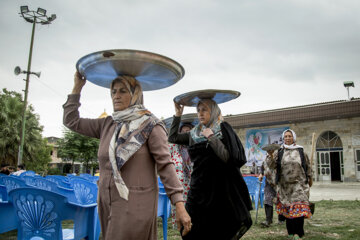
[157,177,171,240]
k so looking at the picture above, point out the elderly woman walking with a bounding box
[266,129,312,240]
[169,90,252,240]
[63,71,191,239]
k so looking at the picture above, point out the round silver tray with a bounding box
[76,49,185,91]
[173,89,240,107]
[261,144,281,151]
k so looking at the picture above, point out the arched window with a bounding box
[316,131,343,151]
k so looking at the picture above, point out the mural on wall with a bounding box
[245,127,289,166]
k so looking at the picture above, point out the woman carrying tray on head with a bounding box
[168,90,253,240]
[63,50,191,240]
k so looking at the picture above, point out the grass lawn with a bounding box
[161,200,360,240]
[2,200,360,239]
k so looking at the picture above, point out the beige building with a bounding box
[224,98,360,182]
[47,136,81,173]
[47,136,62,166]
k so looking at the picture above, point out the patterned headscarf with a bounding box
[190,99,223,143]
[281,129,303,149]
[110,75,143,106]
[108,76,164,200]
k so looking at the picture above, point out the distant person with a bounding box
[266,129,312,240]
[258,147,285,227]
[94,169,100,177]
[169,122,194,228]
[7,166,15,175]
[11,164,26,176]
[0,164,10,175]
[250,162,256,174]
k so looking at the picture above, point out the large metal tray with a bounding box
[261,144,281,152]
[173,89,240,107]
[76,49,185,90]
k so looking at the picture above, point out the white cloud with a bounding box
[1,0,359,137]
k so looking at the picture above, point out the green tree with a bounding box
[0,88,51,169]
[26,139,53,175]
[57,128,99,173]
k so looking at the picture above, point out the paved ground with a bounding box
[310,181,360,201]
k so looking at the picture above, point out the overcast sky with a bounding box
[1,0,360,138]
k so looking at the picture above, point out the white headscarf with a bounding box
[281,129,303,149]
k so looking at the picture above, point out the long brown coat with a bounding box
[63,94,184,240]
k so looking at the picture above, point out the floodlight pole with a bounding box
[18,17,36,166]
[346,87,350,100]
[17,7,56,166]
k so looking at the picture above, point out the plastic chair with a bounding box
[243,176,258,203]
[244,176,265,210]
[46,175,72,189]
[0,175,8,201]
[9,187,98,240]
[0,184,7,201]
[23,176,67,191]
[23,176,78,203]
[0,200,17,233]
[254,180,261,210]
[22,176,100,239]
[79,173,99,184]
[69,177,100,240]
[69,178,97,205]
[2,176,27,194]
[157,177,171,240]
[1,176,27,233]
[259,176,266,208]
[23,176,54,190]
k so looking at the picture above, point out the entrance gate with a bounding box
[316,131,343,182]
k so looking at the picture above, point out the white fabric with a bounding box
[281,129,303,149]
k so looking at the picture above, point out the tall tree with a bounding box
[57,128,99,173]
[0,88,51,169]
[26,139,53,175]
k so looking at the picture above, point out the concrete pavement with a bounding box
[309,181,360,201]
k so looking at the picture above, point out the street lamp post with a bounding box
[16,6,56,166]
[343,81,355,101]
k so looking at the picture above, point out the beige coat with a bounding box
[266,149,311,206]
[63,94,183,240]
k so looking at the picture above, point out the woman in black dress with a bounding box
[169,98,252,240]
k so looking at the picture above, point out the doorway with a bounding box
[330,152,341,181]
[316,131,343,182]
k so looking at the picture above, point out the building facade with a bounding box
[224,98,360,182]
[47,136,82,174]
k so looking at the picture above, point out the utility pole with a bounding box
[16,6,56,165]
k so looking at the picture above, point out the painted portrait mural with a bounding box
[245,127,289,166]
